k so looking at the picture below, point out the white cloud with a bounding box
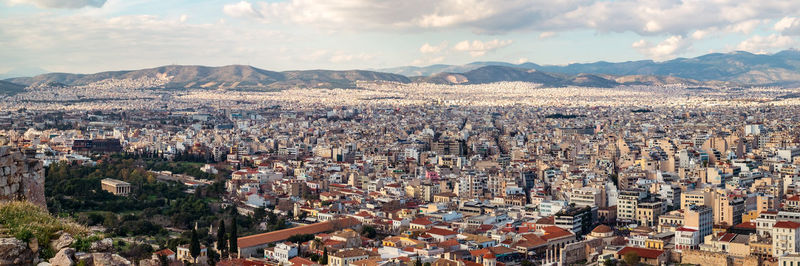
[736,34,796,53]
[0,13,288,72]
[775,17,800,35]
[179,14,188,23]
[538,32,556,39]
[223,0,800,36]
[8,0,106,8]
[419,42,448,54]
[691,30,709,40]
[515,58,529,64]
[632,35,691,61]
[453,39,512,57]
[223,1,262,19]
[329,52,375,63]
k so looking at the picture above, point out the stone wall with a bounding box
[0,146,45,207]
[681,250,730,266]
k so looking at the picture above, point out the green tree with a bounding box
[622,252,639,265]
[254,208,266,221]
[361,225,377,239]
[217,220,227,258]
[190,228,201,263]
[320,247,328,265]
[229,216,238,258]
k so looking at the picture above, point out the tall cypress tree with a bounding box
[229,216,238,258]
[217,220,227,258]
[190,228,201,263]
[320,247,328,265]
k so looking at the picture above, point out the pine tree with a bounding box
[217,220,227,258]
[190,228,201,263]
[229,216,238,258]
[320,247,328,265]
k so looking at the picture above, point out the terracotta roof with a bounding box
[591,225,613,234]
[238,217,361,248]
[154,248,175,256]
[774,221,800,229]
[541,226,574,241]
[427,228,458,236]
[616,246,664,259]
[289,257,318,266]
[734,222,756,229]
[411,217,433,225]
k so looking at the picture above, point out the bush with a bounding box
[0,201,87,246]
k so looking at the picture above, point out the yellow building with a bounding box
[101,178,131,196]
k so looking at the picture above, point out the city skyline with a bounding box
[2,0,800,74]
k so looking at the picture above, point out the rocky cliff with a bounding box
[0,146,46,207]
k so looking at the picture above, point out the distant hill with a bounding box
[414,66,618,87]
[5,65,409,89]
[6,49,800,90]
[0,80,26,95]
[384,50,800,85]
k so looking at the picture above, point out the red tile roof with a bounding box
[616,246,664,259]
[540,226,574,241]
[427,228,458,236]
[774,221,800,229]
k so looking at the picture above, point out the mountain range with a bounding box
[382,50,800,86]
[3,50,800,94]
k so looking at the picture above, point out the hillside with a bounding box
[415,66,619,87]
[384,50,800,85]
[5,65,409,90]
[0,80,26,95]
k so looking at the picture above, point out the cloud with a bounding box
[223,1,262,19]
[179,14,188,23]
[0,13,288,72]
[775,17,800,35]
[632,35,691,60]
[419,42,448,54]
[8,0,106,8]
[329,52,374,63]
[538,32,556,39]
[453,39,512,57]
[223,0,800,36]
[736,34,796,53]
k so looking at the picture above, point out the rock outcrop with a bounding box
[89,238,113,252]
[49,248,76,266]
[0,237,36,265]
[50,232,75,251]
[0,146,46,207]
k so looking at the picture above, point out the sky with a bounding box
[1,0,800,74]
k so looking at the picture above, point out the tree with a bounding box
[229,216,238,258]
[415,257,422,266]
[361,225,377,239]
[254,208,266,221]
[190,228,201,263]
[217,220,227,258]
[320,247,328,265]
[622,252,639,265]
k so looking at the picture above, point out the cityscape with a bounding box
[4,1,800,266]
